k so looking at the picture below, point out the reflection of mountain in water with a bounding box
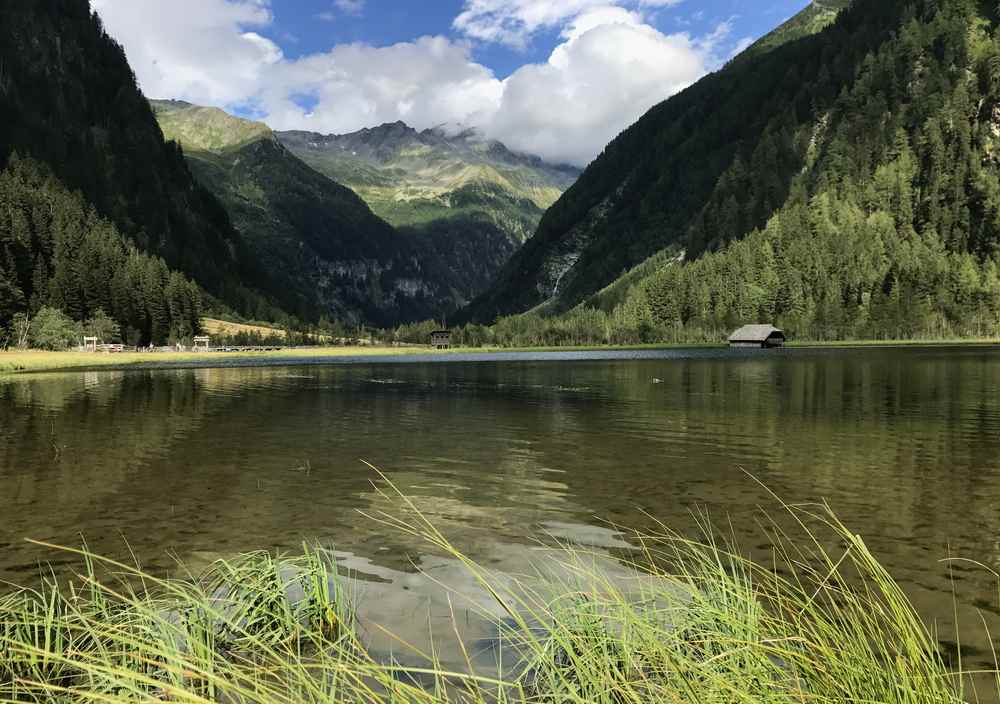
[4,350,1000,673]
[329,535,659,682]
[0,367,319,580]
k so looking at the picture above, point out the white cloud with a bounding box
[317,0,364,21]
[730,36,755,57]
[489,12,711,165]
[561,6,644,41]
[94,0,728,167]
[92,0,281,107]
[453,0,683,48]
[454,0,611,48]
[258,37,504,136]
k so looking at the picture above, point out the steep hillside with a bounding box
[462,0,864,323]
[0,156,204,346]
[0,0,281,330]
[464,0,1000,342]
[743,0,854,59]
[153,102,514,324]
[277,124,579,248]
[154,100,272,151]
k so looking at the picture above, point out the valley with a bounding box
[7,1,1000,703]
[152,102,578,327]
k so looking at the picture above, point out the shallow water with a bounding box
[3,346,1000,689]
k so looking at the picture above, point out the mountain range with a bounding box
[152,100,448,326]
[0,0,578,341]
[277,124,578,247]
[6,0,1000,345]
[152,101,577,326]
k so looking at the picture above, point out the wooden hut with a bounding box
[430,330,452,350]
[728,324,786,349]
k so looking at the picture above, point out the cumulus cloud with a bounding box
[91,0,282,107]
[93,0,731,166]
[489,10,711,164]
[258,37,503,136]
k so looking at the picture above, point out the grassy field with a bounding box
[0,347,448,375]
[0,486,993,703]
[2,338,999,376]
[200,318,288,339]
[0,343,728,375]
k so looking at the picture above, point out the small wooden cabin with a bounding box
[430,330,452,350]
[728,325,786,349]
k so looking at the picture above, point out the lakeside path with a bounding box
[4,339,1000,375]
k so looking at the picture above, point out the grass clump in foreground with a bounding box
[1,485,997,703]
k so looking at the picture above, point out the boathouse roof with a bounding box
[728,325,785,343]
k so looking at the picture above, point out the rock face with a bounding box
[153,102,523,325]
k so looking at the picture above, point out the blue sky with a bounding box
[267,0,813,77]
[94,0,818,165]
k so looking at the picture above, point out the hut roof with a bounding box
[728,324,784,343]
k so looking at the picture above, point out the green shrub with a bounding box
[29,308,80,351]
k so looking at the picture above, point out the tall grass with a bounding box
[1,483,996,703]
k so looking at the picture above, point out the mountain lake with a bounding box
[3,346,1000,692]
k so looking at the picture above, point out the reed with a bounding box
[1,486,995,703]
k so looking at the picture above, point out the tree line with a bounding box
[0,156,203,348]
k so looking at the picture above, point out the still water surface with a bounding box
[3,347,1000,682]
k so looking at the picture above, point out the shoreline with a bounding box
[2,338,999,376]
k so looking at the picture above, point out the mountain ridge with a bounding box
[152,101,525,324]
[276,122,579,248]
[742,0,853,59]
[152,99,273,152]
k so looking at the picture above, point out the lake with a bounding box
[3,346,1000,685]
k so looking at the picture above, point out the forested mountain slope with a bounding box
[467,0,1000,341]
[742,0,853,59]
[468,0,977,327]
[0,0,284,340]
[153,102,516,324]
[277,123,578,253]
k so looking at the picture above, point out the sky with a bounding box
[92,0,813,166]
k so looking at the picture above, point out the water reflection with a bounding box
[3,347,1000,683]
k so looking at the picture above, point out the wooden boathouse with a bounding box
[728,325,786,348]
